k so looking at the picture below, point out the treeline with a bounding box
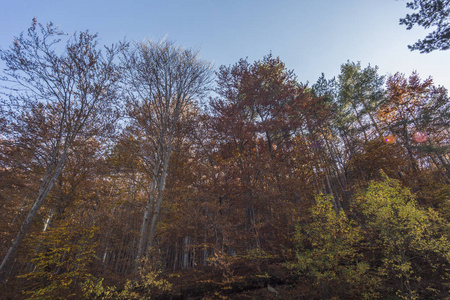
[0,20,449,299]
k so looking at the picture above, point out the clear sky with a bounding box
[0,0,449,89]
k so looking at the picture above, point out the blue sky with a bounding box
[0,0,449,89]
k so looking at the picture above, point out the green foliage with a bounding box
[294,176,450,299]
[400,0,450,52]
[357,171,450,299]
[334,61,385,142]
[294,194,378,299]
[19,221,98,299]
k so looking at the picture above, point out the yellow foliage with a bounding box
[358,171,450,298]
[294,194,379,299]
[19,221,99,300]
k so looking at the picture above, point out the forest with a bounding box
[0,17,449,300]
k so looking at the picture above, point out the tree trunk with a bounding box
[0,155,66,279]
[145,148,172,257]
[183,236,190,270]
[134,171,158,271]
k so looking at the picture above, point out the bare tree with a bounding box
[121,39,212,271]
[0,19,123,278]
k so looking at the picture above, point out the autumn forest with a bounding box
[0,17,449,299]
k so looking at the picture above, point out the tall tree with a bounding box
[400,0,450,52]
[336,61,385,143]
[315,63,387,196]
[206,55,331,262]
[380,72,450,178]
[120,39,212,271]
[0,19,122,278]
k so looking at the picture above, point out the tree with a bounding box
[336,61,385,144]
[380,72,450,178]
[210,55,315,255]
[313,62,388,201]
[400,0,450,52]
[120,39,212,271]
[0,19,122,278]
[214,54,302,151]
[357,172,450,298]
[19,220,98,299]
[293,194,377,299]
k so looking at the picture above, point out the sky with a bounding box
[0,0,449,90]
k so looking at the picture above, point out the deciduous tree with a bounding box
[357,172,450,298]
[0,19,122,278]
[120,39,212,270]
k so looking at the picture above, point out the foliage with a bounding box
[0,18,122,276]
[81,277,119,300]
[293,194,378,299]
[81,259,171,300]
[19,221,99,299]
[400,0,450,52]
[381,72,449,145]
[357,171,450,299]
[121,258,172,299]
[121,38,213,270]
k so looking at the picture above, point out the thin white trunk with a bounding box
[43,209,54,232]
[134,161,160,271]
